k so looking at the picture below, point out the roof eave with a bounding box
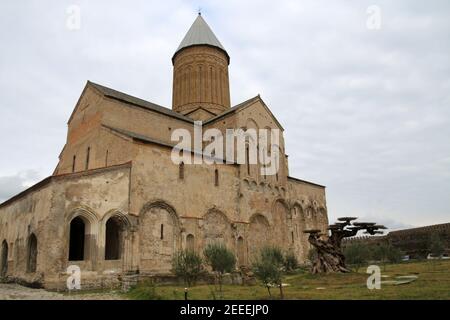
[172,44,230,65]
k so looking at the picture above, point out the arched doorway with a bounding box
[69,217,86,261]
[1,240,8,277]
[27,234,38,273]
[105,217,123,260]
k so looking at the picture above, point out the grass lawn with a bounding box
[126,259,450,300]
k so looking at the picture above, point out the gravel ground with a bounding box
[0,283,126,300]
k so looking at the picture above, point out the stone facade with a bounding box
[0,15,329,289]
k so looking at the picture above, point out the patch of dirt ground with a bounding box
[0,283,126,300]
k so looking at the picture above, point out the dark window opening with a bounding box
[72,155,76,173]
[179,162,184,180]
[246,146,250,175]
[27,234,38,273]
[69,217,85,261]
[160,224,164,240]
[105,218,122,260]
[237,236,245,266]
[291,231,294,244]
[214,169,219,186]
[85,147,90,170]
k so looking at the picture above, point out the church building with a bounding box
[0,14,329,289]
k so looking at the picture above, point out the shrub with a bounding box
[172,250,204,287]
[284,251,299,272]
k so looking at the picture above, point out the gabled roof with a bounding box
[203,95,285,131]
[88,81,194,124]
[173,14,229,63]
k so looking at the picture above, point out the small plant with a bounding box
[172,250,204,287]
[203,243,236,297]
[284,251,299,272]
[252,246,285,299]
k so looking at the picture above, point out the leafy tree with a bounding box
[252,246,286,299]
[284,251,299,273]
[386,245,403,264]
[343,243,369,272]
[371,243,403,270]
[171,250,204,287]
[203,243,236,296]
[371,243,390,271]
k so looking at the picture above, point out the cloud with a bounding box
[0,1,449,227]
[0,171,42,203]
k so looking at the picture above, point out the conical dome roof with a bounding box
[173,14,229,62]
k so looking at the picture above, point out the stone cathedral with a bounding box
[0,14,328,289]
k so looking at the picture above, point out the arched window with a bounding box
[214,169,219,186]
[105,218,122,260]
[27,234,38,273]
[69,217,86,261]
[186,234,195,252]
[179,162,184,180]
[0,240,8,277]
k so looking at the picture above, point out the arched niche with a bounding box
[139,201,181,272]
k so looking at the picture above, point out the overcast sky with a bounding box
[0,1,449,230]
